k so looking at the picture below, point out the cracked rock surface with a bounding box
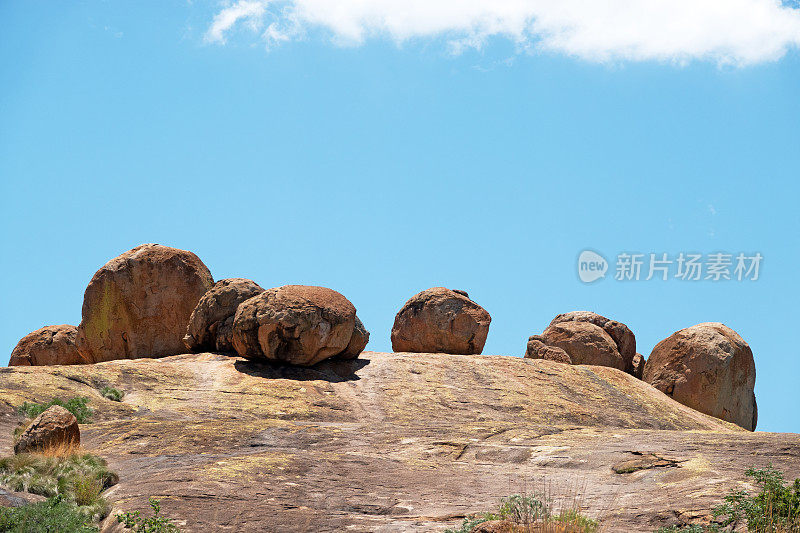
[0,352,797,532]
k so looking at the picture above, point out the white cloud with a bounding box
[205,0,267,44]
[205,0,800,65]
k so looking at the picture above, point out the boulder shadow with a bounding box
[233,356,369,382]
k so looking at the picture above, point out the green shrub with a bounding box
[117,498,180,532]
[99,386,123,402]
[444,492,598,533]
[17,397,93,423]
[443,514,493,533]
[498,493,549,524]
[657,465,800,533]
[0,495,99,533]
[0,452,116,522]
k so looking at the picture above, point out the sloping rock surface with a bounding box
[0,352,797,532]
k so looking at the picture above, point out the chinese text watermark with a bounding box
[578,250,762,283]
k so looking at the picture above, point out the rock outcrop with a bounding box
[231,285,363,366]
[391,287,491,354]
[631,352,646,380]
[525,335,572,363]
[526,311,637,375]
[1,352,795,533]
[13,405,80,454]
[644,322,757,431]
[184,278,264,353]
[9,325,85,366]
[340,316,370,359]
[75,244,214,363]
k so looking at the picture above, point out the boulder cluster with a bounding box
[525,313,757,431]
[8,243,758,431]
[10,244,370,369]
[525,311,643,378]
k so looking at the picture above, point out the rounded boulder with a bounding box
[231,285,358,366]
[184,278,264,353]
[9,325,86,366]
[76,244,214,363]
[643,322,757,431]
[390,288,491,355]
[549,311,637,372]
[540,321,626,370]
[14,405,80,454]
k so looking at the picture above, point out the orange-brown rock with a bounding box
[540,321,625,370]
[549,311,637,373]
[231,285,357,366]
[9,325,86,366]
[391,287,491,354]
[75,244,213,363]
[0,352,797,532]
[644,322,757,431]
[339,315,370,359]
[184,278,264,353]
[631,352,646,380]
[525,335,572,363]
[14,405,79,454]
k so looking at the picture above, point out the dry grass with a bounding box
[0,449,117,522]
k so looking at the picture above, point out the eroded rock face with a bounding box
[340,316,370,359]
[644,322,757,431]
[525,335,572,364]
[549,311,637,372]
[631,353,646,380]
[14,405,80,454]
[540,321,625,370]
[9,325,85,366]
[231,285,358,366]
[526,311,637,375]
[75,244,214,363]
[391,288,491,354]
[184,278,264,353]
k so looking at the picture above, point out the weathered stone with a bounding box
[549,311,637,373]
[339,316,370,359]
[631,353,646,380]
[76,244,213,363]
[525,336,572,364]
[231,285,357,366]
[391,287,491,354]
[9,325,85,366]
[540,321,625,370]
[644,322,757,431]
[14,405,79,454]
[184,278,264,353]
[1,352,797,533]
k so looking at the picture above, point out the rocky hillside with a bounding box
[1,351,797,532]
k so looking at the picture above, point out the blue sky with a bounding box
[1,2,798,433]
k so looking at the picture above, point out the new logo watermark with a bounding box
[578,250,608,283]
[577,250,762,283]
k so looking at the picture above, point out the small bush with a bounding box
[499,493,549,524]
[117,498,180,532]
[99,386,123,402]
[444,492,598,533]
[0,495,99,533]
[0,452,116,522]
[17,397,93,423]
[657,465,800,533]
